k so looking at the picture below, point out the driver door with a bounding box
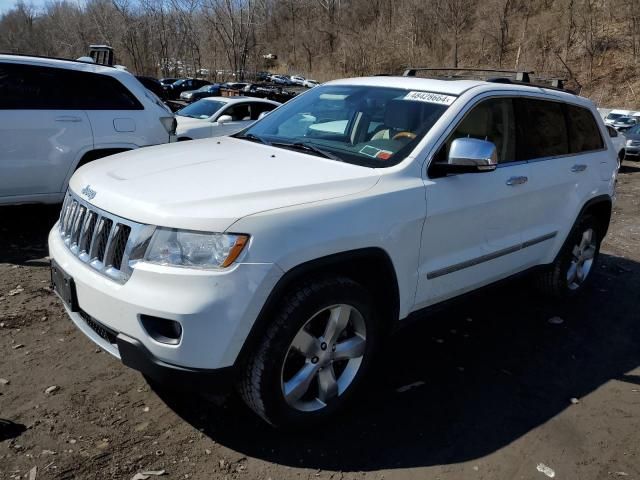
[415,97,534,308]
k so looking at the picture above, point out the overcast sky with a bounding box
[1,0,50,14]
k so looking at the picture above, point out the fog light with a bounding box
[140,315,182,345]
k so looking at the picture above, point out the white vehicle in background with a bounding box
[303,79,320,88]
[606,125,626,169]
[49,70,616,429]
[604,109,635,126]
[289,75,306,86]
[0,54,176,206]
[175,97,280,140]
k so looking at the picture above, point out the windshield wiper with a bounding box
[270,141,343,161]
[236,133,270,145]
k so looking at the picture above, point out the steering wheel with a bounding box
[392,131,417,141]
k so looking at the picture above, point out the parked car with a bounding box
[606,125,626,169]
[289,75,306,86]
[611,116,638,131]
[50,74,616,429]
[271,74,292,85]
[622,124,640,161]
[136,75,169,100]
[164,78,211,100]
[0,54,176,206]
[159,77,179,86]
[303,79,320,88]
[256,71,271,81]
[604,109,635,126]
[180,84,221,102]
[175,96,280,140]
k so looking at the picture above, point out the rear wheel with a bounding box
[536,214,601,298]
[238,277,379,428]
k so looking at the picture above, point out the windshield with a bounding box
[618,117,636,124]
[607,113,624,120]
[628,125,640,135]
[241,85,454,167]
[177,100,226,119]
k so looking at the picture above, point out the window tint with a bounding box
[434,98,517,164]
[567,105,603,153]
[0,62,141,110]
[250,102,276,120]
[223,103,251,121]
[606,125,618,138]
[516,99,568,159]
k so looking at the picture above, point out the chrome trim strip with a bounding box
[427,232,558,280]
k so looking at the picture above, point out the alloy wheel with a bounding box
[280,304,367,412]
[567,228,597,290]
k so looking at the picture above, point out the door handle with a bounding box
[506,176,528,186]
[55,115,82,122]
[571,164,587,172]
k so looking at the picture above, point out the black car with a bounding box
[136,76,169,100]
[256,71,271,81]
[180,84,222,102]
[159,77,179,86]
[164,78,211,100]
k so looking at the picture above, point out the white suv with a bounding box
[0,55,176,205]
[48,74,617,428]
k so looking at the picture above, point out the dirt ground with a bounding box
[1,163,640,480]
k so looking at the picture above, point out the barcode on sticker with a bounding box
[404,91,456,105]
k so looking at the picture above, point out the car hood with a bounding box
[69,137,380,232]
[624,131,640,141]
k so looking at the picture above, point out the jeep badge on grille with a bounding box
[81,185,97,200]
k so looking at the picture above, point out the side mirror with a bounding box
[217,115,233,124]
[433,138,498,175]
[258,111,271,120]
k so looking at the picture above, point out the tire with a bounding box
[536,213,601,298]
[237,276,380,428]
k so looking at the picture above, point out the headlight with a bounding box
[626,139,635,146]
[144,228,249,269]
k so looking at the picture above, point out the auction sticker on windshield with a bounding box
[404,91,456,105]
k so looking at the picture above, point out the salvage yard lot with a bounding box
[1,164,640,480]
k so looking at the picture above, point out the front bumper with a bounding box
[49,224,283,374]
[624,147,640,158]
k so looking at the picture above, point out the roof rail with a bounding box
[403,67,533,83]
[402,67,575,93]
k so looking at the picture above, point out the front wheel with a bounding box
[237,277,379,428]
[536,214,601,298]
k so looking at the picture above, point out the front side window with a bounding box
[222,103,251,121]
[250,102,277,120]
[176,100,226,119]
[433,98,517,165]
[517,99,568,159]
[567,104,603,153]
[241,85,453,167]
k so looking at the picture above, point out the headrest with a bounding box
[385,100,422,131]
[457,105,491,138]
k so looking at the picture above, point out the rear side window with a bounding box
[566,104,603,153]
[516,99,568,160]
[0,62,142,110]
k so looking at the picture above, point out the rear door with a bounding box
[78,72,151,149]
[415,96,533,307]
[515,98,604,266]
[0,62,93,199]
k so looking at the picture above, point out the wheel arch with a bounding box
[579,194,613,240]
[234,247,400,368]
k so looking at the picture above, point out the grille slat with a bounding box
[57,191,144,284]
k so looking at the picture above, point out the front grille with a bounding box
[58,191,151,283]
[630,141,640,147]
[79,309,118,345]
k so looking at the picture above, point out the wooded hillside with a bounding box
[1,0,639,108]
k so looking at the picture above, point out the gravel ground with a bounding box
[1,162,639,480]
